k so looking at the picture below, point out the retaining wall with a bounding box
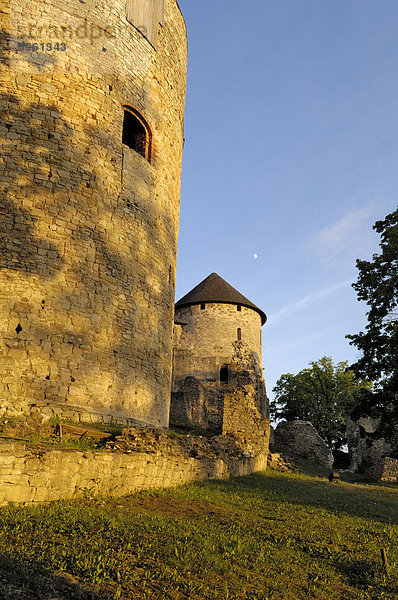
[0,435,268,506]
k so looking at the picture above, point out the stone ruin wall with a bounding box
[346,416,392,472]
[0,0,187,427]
[0,428,269,506]
[366,456,398,483]
[222,386,270,456]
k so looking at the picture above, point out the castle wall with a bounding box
[171,303,268,433]
[366,456,398,483]
[0,0,187,426]
[0,434,269,506]
[173,303,263,384]
[222,387,270,455]
[346,416,392,472]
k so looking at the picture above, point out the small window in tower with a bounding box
[237,328,242,341]
[122,107,152,162]
[220,364,229,384]
[237,305,241,312]
[200,303,206,310]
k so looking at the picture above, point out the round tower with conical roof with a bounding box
[0,0,187,427]
[171,273,269,444]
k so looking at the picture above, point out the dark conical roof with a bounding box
[175,273,267,325]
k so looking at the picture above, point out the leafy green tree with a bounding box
[270,357,371,449]
[347,209,398,445]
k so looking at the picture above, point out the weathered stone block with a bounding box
[275,421,333,469]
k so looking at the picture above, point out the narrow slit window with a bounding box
[237,305,241,312]
[122,107,151,162]
[200,303,206,310]
[237,328,242,341]
[220,365,229,384]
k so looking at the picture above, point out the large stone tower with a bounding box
[0,0,187,427]
[171,273,270,450]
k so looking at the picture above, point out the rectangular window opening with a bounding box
[220,365,229,384]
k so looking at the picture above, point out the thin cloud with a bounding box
[263,329,335,355]
[312,205,379,268]
[268,280,351,327]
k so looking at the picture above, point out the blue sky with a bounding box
[175,0,398,398]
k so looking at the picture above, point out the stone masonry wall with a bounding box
[366,456,398,483]
[0,430,268,506]
[173,304,263,385]
[346,416,392,471]
[170,376,224,431]
[0,0,187,427]
[171,303,268,433]
[222,388,270,456]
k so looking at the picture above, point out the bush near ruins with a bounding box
[270,356,372,449]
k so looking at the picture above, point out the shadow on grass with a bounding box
[203,471,398,525]
[332,555,398,597]
[0,554,105,600]
[333,556,376,587]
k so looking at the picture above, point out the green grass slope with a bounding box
[0,469,397,600]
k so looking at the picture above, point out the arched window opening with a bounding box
[122,107,151,162]
[220,364,229,384]
[237,328,242,341]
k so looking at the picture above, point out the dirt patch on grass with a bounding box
[106,494,287,530]
[108,495,239,521]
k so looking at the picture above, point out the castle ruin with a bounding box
[171,273,269,450]
[1,0,270,451]
[1,0,187,427]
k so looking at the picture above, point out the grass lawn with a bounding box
[0,468,397,599]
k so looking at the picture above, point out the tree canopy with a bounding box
[270,357,371,449]
[347,208,398,445]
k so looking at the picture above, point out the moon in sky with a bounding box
[253,253,258,259]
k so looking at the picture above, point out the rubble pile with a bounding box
[103,426,264,462]
[267,452,292,472]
